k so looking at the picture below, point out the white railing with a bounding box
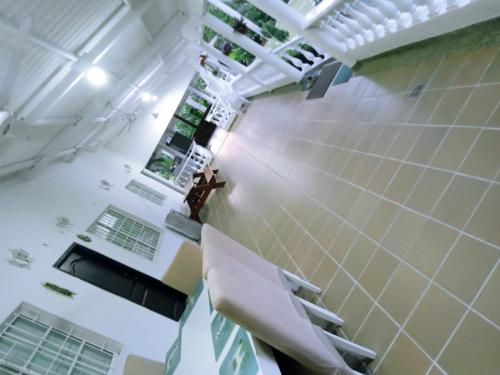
[310,0,499,61]
[175,142,213,186]
[206,98,237,129]
[273,36,329,74]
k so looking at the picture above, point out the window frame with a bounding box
[0,303,121,375]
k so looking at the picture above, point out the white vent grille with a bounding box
[125,180,166,206]
[87,206,161,261]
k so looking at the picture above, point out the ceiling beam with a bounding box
[0,13,78,62]
[0,16,32,111]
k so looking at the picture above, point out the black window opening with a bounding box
[54,244,187,321]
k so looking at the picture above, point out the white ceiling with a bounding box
[0,0,204,176]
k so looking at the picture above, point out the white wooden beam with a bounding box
[0,16,32,111]
[0,13,78,62]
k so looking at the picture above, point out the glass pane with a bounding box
[28,350,53,373]
[79,344,112,371]
[5,340,36,366]
[48,357,72,375]
[9,316,47,341]
[0,365,19,375]
[174,119,196,138]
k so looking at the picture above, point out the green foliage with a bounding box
[174,120,196,139]
[148,154,176,180]
[225,0,289,42]
[179,104,203,126]
[193,76,208,91]
[261,21,289,42]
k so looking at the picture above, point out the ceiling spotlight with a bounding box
[140,91,158,103]
[86,66,108,87]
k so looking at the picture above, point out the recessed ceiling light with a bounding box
[86,66,108,87]
[140,91,158,102]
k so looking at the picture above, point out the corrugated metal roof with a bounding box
[0,0,123,112]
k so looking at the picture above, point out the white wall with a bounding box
[0,146,190,373]
[106,62,196,166]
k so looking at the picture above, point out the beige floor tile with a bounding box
[346,191,379,230]
[460,129,500,181]
[291,233,314,265]
[405,219,459,277]
[382,208,427,257]
[407,90,444,124]
[452,47,497,86]
[432,175,489,229]
[338,286,373,337]
[367,159,401,195]
[363,199,400,242]
[384,163,423,204]
[428,54,464,88]
[379,264,429,324]
[343,235,378,279]
[377,333,432,375]
[439,312,500,375]
[385,126,423,160]
[430,87,473,125]
[335,185,362,218]
[405,285,466,357]
[310,254,338,291]
[317,213,342,250]
[369,125,400,155]
[354,306,399,368]
[456,84,500,126]
[435,235,498,303]
[329,224,358,262]
[392,64,420,92]
[406,126,449,165]
[307,205,331,238]
[428,366,446,375]
[406,169,454,214]
[300,244,325,279]
[473,264,500,326]
[351,155,382,187]
[431,127,481,170]
[359,247,400,299]
[480,49,500,83]
[410,58,441,88]
[487,104,500,127]
[322,269,354,312]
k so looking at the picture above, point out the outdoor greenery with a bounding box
[203,26,256,66]
[193,76,208,91]
[148,154,176,180]
[202,1,291,66]
[224,0,290,42]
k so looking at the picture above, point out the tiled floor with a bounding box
[204,45,500,374]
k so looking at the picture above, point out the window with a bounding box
[0,303,121,375]
[87,206,161,261]
[125,180,166,206]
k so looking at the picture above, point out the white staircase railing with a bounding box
[273,36,329,75]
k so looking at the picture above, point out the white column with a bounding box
[202,13,302,81]
[246,0,355,66]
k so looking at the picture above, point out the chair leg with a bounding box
[282,269,322,294]
[323,331,376,360]
[296,297,344,326]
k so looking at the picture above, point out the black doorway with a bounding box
[54,244,187,321]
